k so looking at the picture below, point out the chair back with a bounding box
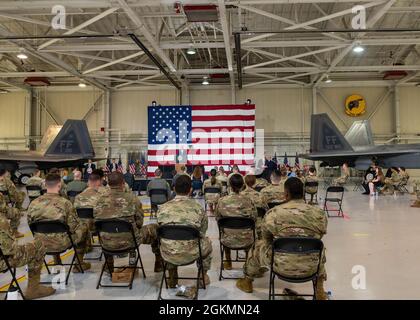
[268,202,281,209]
[217,217,255,230]
[95,219,133,234]
[67,190,81,199]
[254,186,265,192]
[26,185,43,192]
[76,207,94,219]
[257,207,267,218]
[149,188,168,205]
[29,220,69,234]
[157,225,200,241]
[204,187,221,194]
[304,181,319,188]
[326,186,344,200]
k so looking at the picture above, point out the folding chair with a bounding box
[254,186,266,192]
[26,185,43,203]
[268,202,282,210]
[203,187,221,212]
[395,178,409,193]
[323,186,344,217]
[0,246,25,300]
[67,190,82,203]
[149,188,169,219]
[269,237,324,300]
[220,181,228,195]
[76,208,102,261]
[257,207,267,218]
[95,219,146,290]
[304,181,319,204]
[217,217,256,280]
[29,220,85,285]
[157,225,206,300]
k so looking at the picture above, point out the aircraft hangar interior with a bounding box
[1,0,420,305]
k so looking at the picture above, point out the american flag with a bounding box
[147,104,255,177]
[117,156,124,173]
[129,162,136,174]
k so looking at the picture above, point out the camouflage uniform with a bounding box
[240,187,268,238]
[304,175,319,194]
[0,176,25,209]
[95,187,159,254]
[382,171,401,194]
[227,172,243,194]
[27,194,89,254]
[59,179,68,199]
[254,178,269,189]
[157,195,212,271]
[215,193,257,249]
[260,183,285,204]
[66,180,87,193]
[333,170,349,186]
[26,176,45,198]
[202,179,222,206]
[74,187,102,232]
[0,193,22,234]
[411,180,420,207]
[244,199,328,280]
[0,215,45,273]
[98,183,131,195]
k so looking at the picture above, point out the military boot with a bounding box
[236,276,253,293]
[223,248,232,270]
[315,279,328,300]
[72,253,91,273]
[167,268,178,288]
[154,254,164,272]
[105,255,114,275]
[25,268,56,300]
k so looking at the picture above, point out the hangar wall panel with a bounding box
[399,87,420,135]
[0,91,27,138]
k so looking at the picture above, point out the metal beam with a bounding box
[83,52,144,74]
[234,33,243,89]
[218,0,234,73]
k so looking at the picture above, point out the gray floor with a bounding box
[1,187,419,300]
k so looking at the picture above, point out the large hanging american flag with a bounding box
[147,104,255,177]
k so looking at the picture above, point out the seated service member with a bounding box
[26,169,45,199]
[304,167,319,204]
[381,167,401,195]
[0,166,25,210]
[27,173,91,272]
[202,169,222,215]
[147,168,172,203]
[260,169,286,204]
[216,174,257,270]
[236,177,328,299]
[0,198,55,299]
[333,163,350,186]
[157,175,212,288]
[66,170,87,194]
[95,172,163,271]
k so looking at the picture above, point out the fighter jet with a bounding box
[302,113,420,170]
[0,119,96,184]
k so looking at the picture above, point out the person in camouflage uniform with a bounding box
[0,215,56,299]
[157,175,212,288]
[333,163,350,186]
[27,173,91,272]
[202,169,222,215]
[47,168,68,198]
[381,167,401,195]
[411,180,420,207]
[0,166,25,210]
[216,174,257,270]
[26,169,45,200]
[227,165,243,194]
[95,172,163,272]
[0,167,24,238]
[236,177,328,300]
[260,169,286,204]
[304,167,319,204]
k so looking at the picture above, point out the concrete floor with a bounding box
[1,186,419,300]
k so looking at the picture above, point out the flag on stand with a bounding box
[283,153,289,167]
[129,162,136,174]
[272,152,278,164]
[117,155,123,173]
[103,158,111,173]
[147,104,255,177]
[295,152,300,169]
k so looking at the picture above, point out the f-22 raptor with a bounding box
[0,120,96,184]
[302,113,420,170]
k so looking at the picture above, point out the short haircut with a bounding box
[175,174,191,195]
[210,168,217,177]
[155,168,162,176]
[92,169,104,178]
[244,174,256,188]
[309,167,316,174]
[49,167,59,174]
[230,174,244,193]
[284,177,304,199]
[88,173,101,182]
[45,173,61,188]
[271,169,282,181]
[0,166,5,176]
[108,172,124,187]
[180,165,186,172]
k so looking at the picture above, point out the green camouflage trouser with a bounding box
[1,207,22,232]
[139,223,160,255]
[0,240,45,272]
[243,239,327,280]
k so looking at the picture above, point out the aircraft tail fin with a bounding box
[310,114,354,153]
[344,120,374,147]
[44,120,95,158]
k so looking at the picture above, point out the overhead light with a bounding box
[186,46,196,55]
[17,49,28,60]
[353,45,365,53]
[202,76,209,85]
[324,75,332,83]
[78,82,87,88]
[0,89,9,94]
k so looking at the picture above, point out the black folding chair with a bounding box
[67,190,82,203]
[26,185,43,203]
[29,220,84,285]
[76,208,102,261]
[269,237,324,300]
[254,186,266,192]
[95,219,146,290]
[304,181,319,204]
[149,188,169,219]
[0,246,25,300]
[268,202,282,209]
[203,187,221,212]
[220,181,228,195]
[217,217,256,280]
[395,178,409,193]
[257,207,267,218]
[323,186,345,217]
[157,225,206,300]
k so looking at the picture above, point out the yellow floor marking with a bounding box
[353,233,370,237]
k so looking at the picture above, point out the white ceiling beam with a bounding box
[83,51,145,74]
[117,0,176,72]
[218,0,234,72]
[243,71,320,87]
[37,7,119,50]
[246,48,321,67]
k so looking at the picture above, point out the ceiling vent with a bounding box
[383,70,408,80]
[24,77,51,86]
[183,4,218,22]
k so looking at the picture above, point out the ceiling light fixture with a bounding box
[17,48,28,60]
[353,45,365,53]
[78,82,87,88]
[186,46,196,55]
[324,75,332,83]
[202,76,209,85]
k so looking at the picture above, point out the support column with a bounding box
[24,89,32,149]
[181,83,190,105]
[103,90,111,157]
[393,85,401,141]
[312,87,318,114]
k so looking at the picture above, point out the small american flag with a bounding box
[129,162,136,174]
[117,156,123,173]
[147,104,255,177]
